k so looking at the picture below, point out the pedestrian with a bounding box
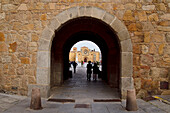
[73,61,78,73]
[92,63,99,81]
[86,61,92,81]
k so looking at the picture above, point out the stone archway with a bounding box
[28,6,134,99]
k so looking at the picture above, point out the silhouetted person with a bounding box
[86,61,92,81]
[93,63,99,81]
[73,61,78,73]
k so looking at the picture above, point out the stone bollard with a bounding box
[126,89,138,111]
[30,88,42,110]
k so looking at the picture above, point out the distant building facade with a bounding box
[69,47,100,63]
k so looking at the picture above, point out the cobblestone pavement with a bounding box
[0,67,169,113]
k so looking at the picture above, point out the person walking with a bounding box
[92,63,99,81]
[86,61,92,81]
[73,61,78,73]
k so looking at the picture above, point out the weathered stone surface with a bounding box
[142,5,155,10]
[123,10,135,21]
[38,38,50,51]
[0,43,7,52]
[151,33,165,42]
[159,21,170,26]
[31,33,39,42]
[2,4,17,11]
[41,27,54,41]
[148,13,159,21]
[17,4,28,10]
[166,33,170,42]
[156,3,166,11]
[128,23,137,31]
[56,10,69,24]
[121,77,134,89]
[9,42,17,53]
[157,26,170,31]
[17,66,24,75]
[142,45,148,54]
[137,11,147,21]
[142,22,154,31]
[134,78,141,90]
[11,54,19,64]
[136,89,147,98]
[149,43,157,54]
[17,41,27,52]
[141,54,154,65]
[67,7,78,19]
[20,57,30,64]
[49,3,55,9]
[103,12,115,24]
[133,44,141,54]
[22,24,34,30]
[125,3,136,10]
[29,42,37,47]
[0,32,5,41]
[111,18,126,33]
[37,51,50,68]
[37,68,49,84]
[48,18,60,31]
[160,14,170,20]
[117,29,130,41]
[121,39,132,52]
[41,14,47,21]
[79,6,85,16]
[85,6,92,16]
[150,67,160,78]
[92,7,105,19]
[144,32,151,43]
[121,52,133,77]
[158,43,165,55]
[0,13,5,20]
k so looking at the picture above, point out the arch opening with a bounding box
[33,7,134,99]
[51,17,121,94]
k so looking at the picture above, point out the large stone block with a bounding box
[111,18,126,33]
[117,29,130,41]
[160,14,170,21]
[48,18,60,31]
[166,33,170,42]
[157,26,170,31]
[36,68,50,84]
[28,84,50,98]
[79,6,85,16]
[41,27,54,41]
[37,51,50,68]
[121,39,132,52]
[121,52,133,77]
[85,6,92,17]
[67,7,78,19]
[121,77,134,90]
[142,5,155,10]
[91,7,106,19]
[38,38,50,51]
[56,10,69,24]
[103,12,115,25]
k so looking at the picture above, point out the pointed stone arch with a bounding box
[28,6,134,99]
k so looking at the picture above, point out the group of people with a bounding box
[70,61,100,81]
[87,61,99,81]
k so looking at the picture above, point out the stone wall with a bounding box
[0,0,169,97]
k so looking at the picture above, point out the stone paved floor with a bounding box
[0,67,169,113]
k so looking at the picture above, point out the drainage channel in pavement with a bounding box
[47,98,75,103]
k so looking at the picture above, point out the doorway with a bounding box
[33,7,134,99]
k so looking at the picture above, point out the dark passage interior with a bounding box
[51,17,121,92]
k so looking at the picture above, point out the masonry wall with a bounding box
[0,0,169,98]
